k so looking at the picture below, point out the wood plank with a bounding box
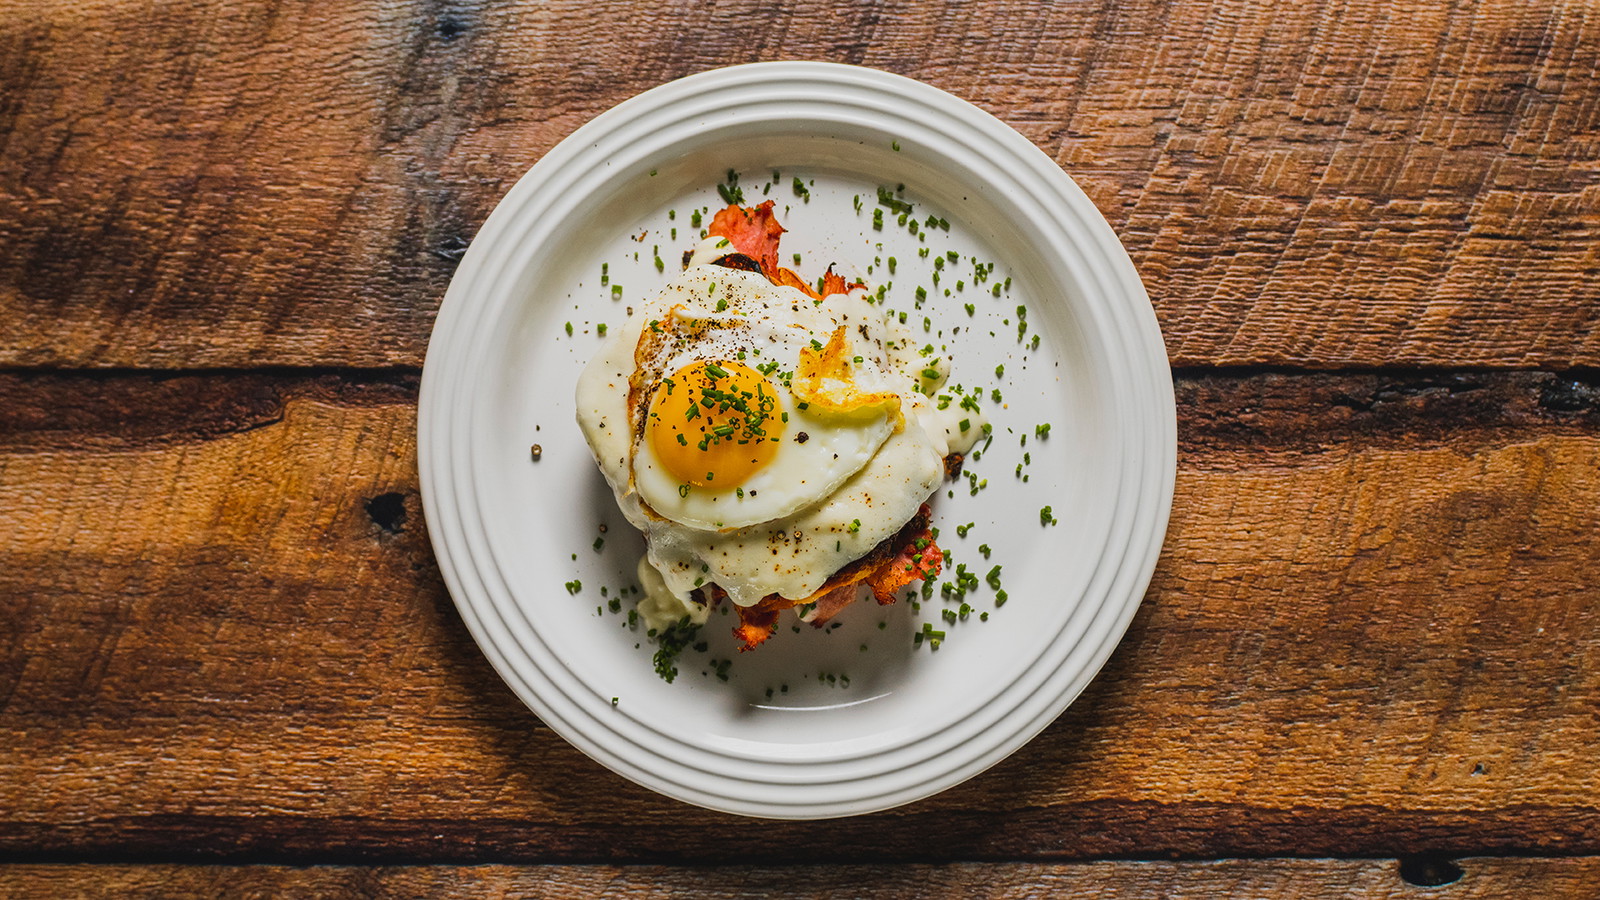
[0,372,1597,862]
[4,858,1600,898]
[1,0,1596,369]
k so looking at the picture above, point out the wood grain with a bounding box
[4,858,1599,898]
[2,372,1596,862]
[1,0,1596,369]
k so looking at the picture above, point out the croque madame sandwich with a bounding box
[575,200,984,650]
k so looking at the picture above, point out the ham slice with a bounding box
[707,201,862,300]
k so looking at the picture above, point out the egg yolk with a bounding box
[647,359,785,490]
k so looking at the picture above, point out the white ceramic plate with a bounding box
[419,62,1174,819]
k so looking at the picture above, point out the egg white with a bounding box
[576,265,981,610]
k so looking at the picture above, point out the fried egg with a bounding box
[629,275,902,529]
[576,263,983,613]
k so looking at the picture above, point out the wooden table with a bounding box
[3,0,1597,896]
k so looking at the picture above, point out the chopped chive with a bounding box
[718,168,744,205]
